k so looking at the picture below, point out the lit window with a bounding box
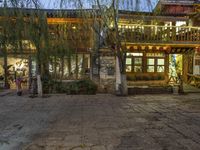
[127,53,143,56]
[176,21,186,27]
[147,58,155,72]
[134,58,142,65]
[125,53,143,73]
[147,58,155,65]
[134,57,142,72]
[157,59,165,65]
[157,58,165,72]
[147,53,165,73]
[134,66,142,72]
[147,66,155,72]
[126,58,132,72]
[126,58,132,65]
[157,66,165,72]
[146,53,165,57]
[126,66,132,72]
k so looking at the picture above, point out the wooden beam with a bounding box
[47,18,94,24]
[123,42,200,47]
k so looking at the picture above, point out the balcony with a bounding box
[119,24,200,45]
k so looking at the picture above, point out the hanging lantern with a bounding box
[166,46,171,53]
[145,46,149,51]
[159,47,164,51]
[152,46,156,51]
[197,47,200,53]
[129,46,134,51]
[138,45,142,51]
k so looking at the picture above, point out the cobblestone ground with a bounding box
[0,93,200,150]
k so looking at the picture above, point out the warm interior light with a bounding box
[149,46,153,50]
[72,26,76,30]
[141,46,145,50]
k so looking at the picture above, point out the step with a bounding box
[128,86,173,95]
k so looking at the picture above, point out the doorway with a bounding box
[7,56,29,89]
[168,54,183,84]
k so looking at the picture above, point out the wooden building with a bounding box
[119,0,200,87]
[0,0,200,92]
[0,9,96,89]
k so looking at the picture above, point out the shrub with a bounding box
[126,74,165,81]
[41,75,51,94]
[143,75,150,81]
[135,75,142,80]
[46,79,98,95]
[157,74,165,80]
[127,75,136,81]
[75,79,98,95]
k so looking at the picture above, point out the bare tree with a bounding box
[59,0,154,95]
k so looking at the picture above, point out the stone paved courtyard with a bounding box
[0,93,200,150]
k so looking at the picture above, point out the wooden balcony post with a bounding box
[186,27,190,41]
[131,26,134,42]
[172,26,176,41]
[167,26,170,42]
[197,29,200,41]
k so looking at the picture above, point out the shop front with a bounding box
[125,46,169,87]
[0,55,29,89]
[125,45,197,88]
[0,52,91,89]
[48,53,91,80]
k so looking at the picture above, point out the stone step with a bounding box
[128,86,173,95]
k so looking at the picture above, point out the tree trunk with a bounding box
[115,57,127,96]
[120,73,128,96]
[54,56,57,79]
[61,56,64,80]
[28,55,32,90]
[4,52,9,89]
[37,74,43,97]
[36,50,43,97]
[115,56,121,91]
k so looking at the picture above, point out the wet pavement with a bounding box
[0,93,200,150]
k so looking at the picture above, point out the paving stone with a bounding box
[0,93,200,150]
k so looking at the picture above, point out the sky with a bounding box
[41,0,159,11]
[0,0,159,12]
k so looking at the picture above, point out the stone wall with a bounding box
[99,54,116,93]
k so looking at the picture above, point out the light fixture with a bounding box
[72,26,76,30]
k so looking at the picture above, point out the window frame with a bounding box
[126,53,143,73]
[125,57,132,72]
[133,57,143,73]
[157,58,165,73]
[147,57,165,73]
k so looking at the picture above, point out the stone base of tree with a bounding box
[98,50,116,94]
[99,78,116,93]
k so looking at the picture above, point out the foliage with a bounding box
[42,79,97,94]
[0,0,154,94]
[0,2,91,90]
[127,74,165,81]
[41,74,52,94]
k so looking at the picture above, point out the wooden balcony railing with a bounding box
[119,24,200,44]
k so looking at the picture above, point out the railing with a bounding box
[187,73,200,88]
[119,24,200,44]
